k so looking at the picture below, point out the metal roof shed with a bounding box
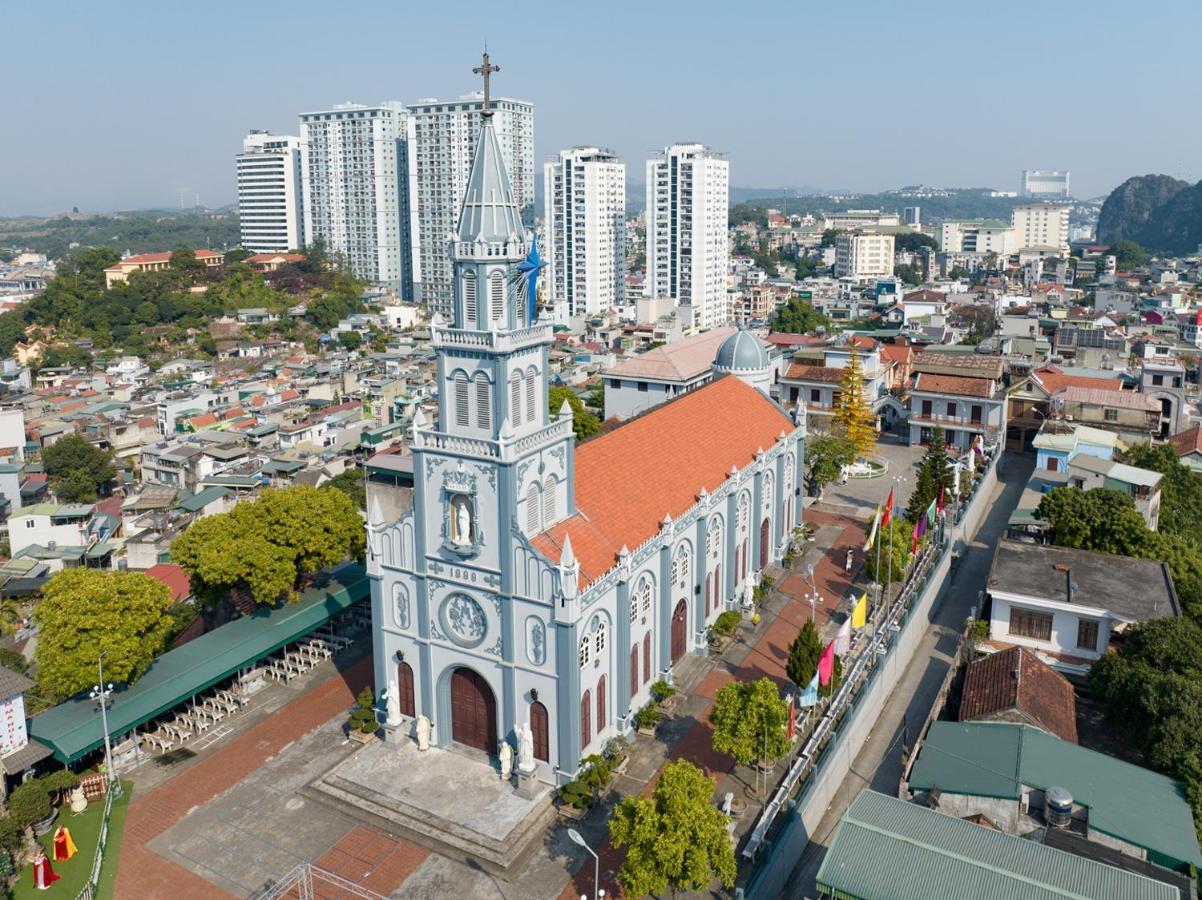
[817,790,1178,900]
[28,563,368,764]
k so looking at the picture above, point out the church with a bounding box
[367,65,806,785]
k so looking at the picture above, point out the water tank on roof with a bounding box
[1045,786,1073,829]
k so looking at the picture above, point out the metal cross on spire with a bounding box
[473,50,500,119]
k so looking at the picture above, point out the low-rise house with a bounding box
[1169,425,1202,473]
[104,250,223,288]
[907,352,1006,450]
[958,646,1077,742]
[602,327,735,421]
[985,539,1179,673]
[906,721,1202,875]
[8,502,115,571]
[1065,455,1162,529]
[780,335,899,429]
[1032,423,1119,473]
[1056,386,1160,444]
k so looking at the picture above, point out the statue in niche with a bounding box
[450,494,473,545]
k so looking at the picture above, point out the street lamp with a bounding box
[805,564,820,623]
[89,654,122,799]
[567,828,599,900]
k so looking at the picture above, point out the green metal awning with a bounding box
[28,563,369,764]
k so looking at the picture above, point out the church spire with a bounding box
[456,51,524,244]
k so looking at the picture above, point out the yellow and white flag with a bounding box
[863,503,881,551]
[851,592,868,629]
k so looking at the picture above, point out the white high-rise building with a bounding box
[645,143,730,329]
[544,147,626,318]
[236,131,304,253]
[1021,170,1070,199]
[298,102,418,292]
[1012,203,1070,255]
[834,231,896,279]
[408,93,534,315]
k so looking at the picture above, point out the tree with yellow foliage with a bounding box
[832,343,877,459]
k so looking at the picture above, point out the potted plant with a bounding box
[556,779,592,819]
[603,735,630,775]
[634,703,661,736]
[346,686,379,744]
[9,780,54,839]
[651,679,677,711]
[578,754,613,792]
[40,770,79,808]
[710,610,741,652]
[751,612,762,626]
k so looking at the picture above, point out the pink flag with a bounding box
[818,640,835,686]
[835,618,851,656]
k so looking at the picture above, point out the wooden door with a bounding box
[397,662,415,718]
[671,600,687,663]
[760,518,770,568]
[530,701,549,762]
[450,667,497,752]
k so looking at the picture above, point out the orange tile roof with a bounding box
[1030,365,1122,396]
[913,372,993,398]
[531,376,795,586]
[1170,425,1202,457]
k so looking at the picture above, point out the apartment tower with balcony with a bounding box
[236,131,304,254]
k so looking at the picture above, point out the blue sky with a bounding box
[1,0,1199,215]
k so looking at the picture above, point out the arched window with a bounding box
[705,573,711,615]
[489,271,504,322]
[463,271,477,325]
[526,483,541,533]
[630,646,638,698]
[509,372,522,426]
[579,633,590,668]
[641,580,652,617]
[530,701,549,762]
[594,617,607,657]
[597,676,606,732]
[629,588,639,624]
[738,494,750,533]
[675,546,690,587]
[454,372,469,427]
[543,475,558,526]
[580,691,591,749]
[474,373,491,430]
[643,632,651,683]
[525,370,537,423]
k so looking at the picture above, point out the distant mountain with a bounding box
[1127,181,1202,256]
[1096,174,1189,246]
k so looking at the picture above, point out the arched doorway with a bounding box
[450,667,497,753]
[396,661,415,718]
[530,701,549,762]
[759,518,770,568]
[671,599,688,663]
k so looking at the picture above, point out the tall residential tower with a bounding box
[544,147,625,318]
[645,143,730,329]
[299,102,418,293]
[236,132,304,253]
[408,93,534,316]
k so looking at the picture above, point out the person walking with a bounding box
[845,548,854,573]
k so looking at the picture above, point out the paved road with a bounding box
[781,453,1034,898]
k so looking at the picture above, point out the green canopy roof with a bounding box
[28,564,368,764]
[908,721,1202,871]
[817,791,1177,900]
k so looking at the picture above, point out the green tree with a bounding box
[608,758,737,897]
[325,468,366,511]
[170,246,205,279]
[338,330,363,351]
[804,435,855,494]
[171,485,365,606]
[1035,487,1150,557]
[771,297,831,334]
[1124,443,1202,541]
[548,386,600,441]
[710,677,791,768]
[42,433,115,502]
[795,256,821,280]
[831,344,876,459]
[1111,239,1148,271]
[820,228,843,248]
[906,427,952,524]
[34,569,172,702]
[874,518,913,585]
[786,619,822,689]
[894,232,939,253]
[894,263,923,286]
[585,379,605,418]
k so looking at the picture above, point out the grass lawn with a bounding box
[12,780,130,900]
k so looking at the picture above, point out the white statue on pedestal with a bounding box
[517,721,536,773]
[386,678,401,726]
[416,714,431,751]
[499,741,513,780]
[68,786,87,813]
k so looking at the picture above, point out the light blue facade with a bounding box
[368,115,805,784]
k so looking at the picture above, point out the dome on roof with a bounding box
[713,327,770,373]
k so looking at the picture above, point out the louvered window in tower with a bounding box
[526,372,536,423]
[463,272,477,325]
[526,484,541,533]
[474,373,490,430]
[543,475,557,525]
[490,272,504,322]
[454,372,469,427]
[510,373,522,426]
